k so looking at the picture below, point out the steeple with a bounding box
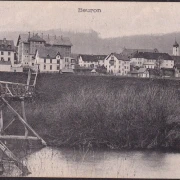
[173,38,179,47]
[173,38,179,56]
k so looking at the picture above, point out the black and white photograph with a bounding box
[0,1,180,178]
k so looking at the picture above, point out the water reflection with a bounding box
[2,147,180,178]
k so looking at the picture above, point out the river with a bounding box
[2,147,180,178]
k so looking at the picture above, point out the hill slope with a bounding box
[0,29,178,55]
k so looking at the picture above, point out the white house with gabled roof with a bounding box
[35,46,74,73]
[104,53,130,75]
[78,54,107,68]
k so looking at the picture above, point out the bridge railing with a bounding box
[0,81,35,98]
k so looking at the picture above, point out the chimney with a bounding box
[28,32,30,38]
[41,33,43,39]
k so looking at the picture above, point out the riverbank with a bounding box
[1,73,180,150]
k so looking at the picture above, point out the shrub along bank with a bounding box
[1,72,180,150]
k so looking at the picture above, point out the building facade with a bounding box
[78,54,107,68]
[35,46,74,73]
[17,32,72,68]
[0,38,16,66]
[104,53,130,75]
[130,52,174,69]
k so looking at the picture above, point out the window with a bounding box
[1,57,3,61]
[8,58,10,61]
[50,59,52,63]
[44,65,46,70]
[32,63,34,66]
[57,65,60,70]
[57,60,60,64]
[1,52,3,55]
[44,59,46,63]
[8,52,11,56]
[50,65,52,70]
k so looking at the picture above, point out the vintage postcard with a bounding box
[0,1,179,178]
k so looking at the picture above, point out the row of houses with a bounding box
[77,47,176,77]
[1,33,180,78]
[0,32,74,73]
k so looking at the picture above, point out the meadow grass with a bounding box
[1,72,180,149]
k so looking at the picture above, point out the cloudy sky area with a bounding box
[0,1,180,38]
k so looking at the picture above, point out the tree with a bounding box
[96,65,107,74]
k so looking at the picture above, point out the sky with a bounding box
[1,1,180,38]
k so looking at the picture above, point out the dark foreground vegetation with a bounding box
[1,72,180,150]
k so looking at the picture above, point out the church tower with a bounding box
[173,39,179,56]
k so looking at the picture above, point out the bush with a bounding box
[42,83,180,149]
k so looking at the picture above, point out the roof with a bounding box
[0,61,11,65]
[112,53,130,61]
[133,52,173,60]
[121,48,159,57]
[17,34,29,45]
[91,69,97,73]
[28,34,45,42]
[61,69,74,73]
[43,35,72,46]
[79,54,107,62]
[0,38,15,52]
[138,68,147,73]
[173,40,179,47]
[17,33,72,46]
[130,69,139,74]
[36,46,62,59]
[161,68,175,71]
[130,68,147,74]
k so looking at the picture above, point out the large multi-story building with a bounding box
[131,52,174,69]
[121,48,159,58]
[17,32,72,67]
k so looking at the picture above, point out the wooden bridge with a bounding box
[0,69,46,176]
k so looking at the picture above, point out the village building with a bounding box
[0,38,17,72]
[34,46,74,73]
[78,54,107,68]
[104,53,130,75]
[17,32,72,68]
[130,52,174,69]
[129,67,150,78]
[121,48,159,58]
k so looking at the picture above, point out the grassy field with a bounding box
[1,72,180,150]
